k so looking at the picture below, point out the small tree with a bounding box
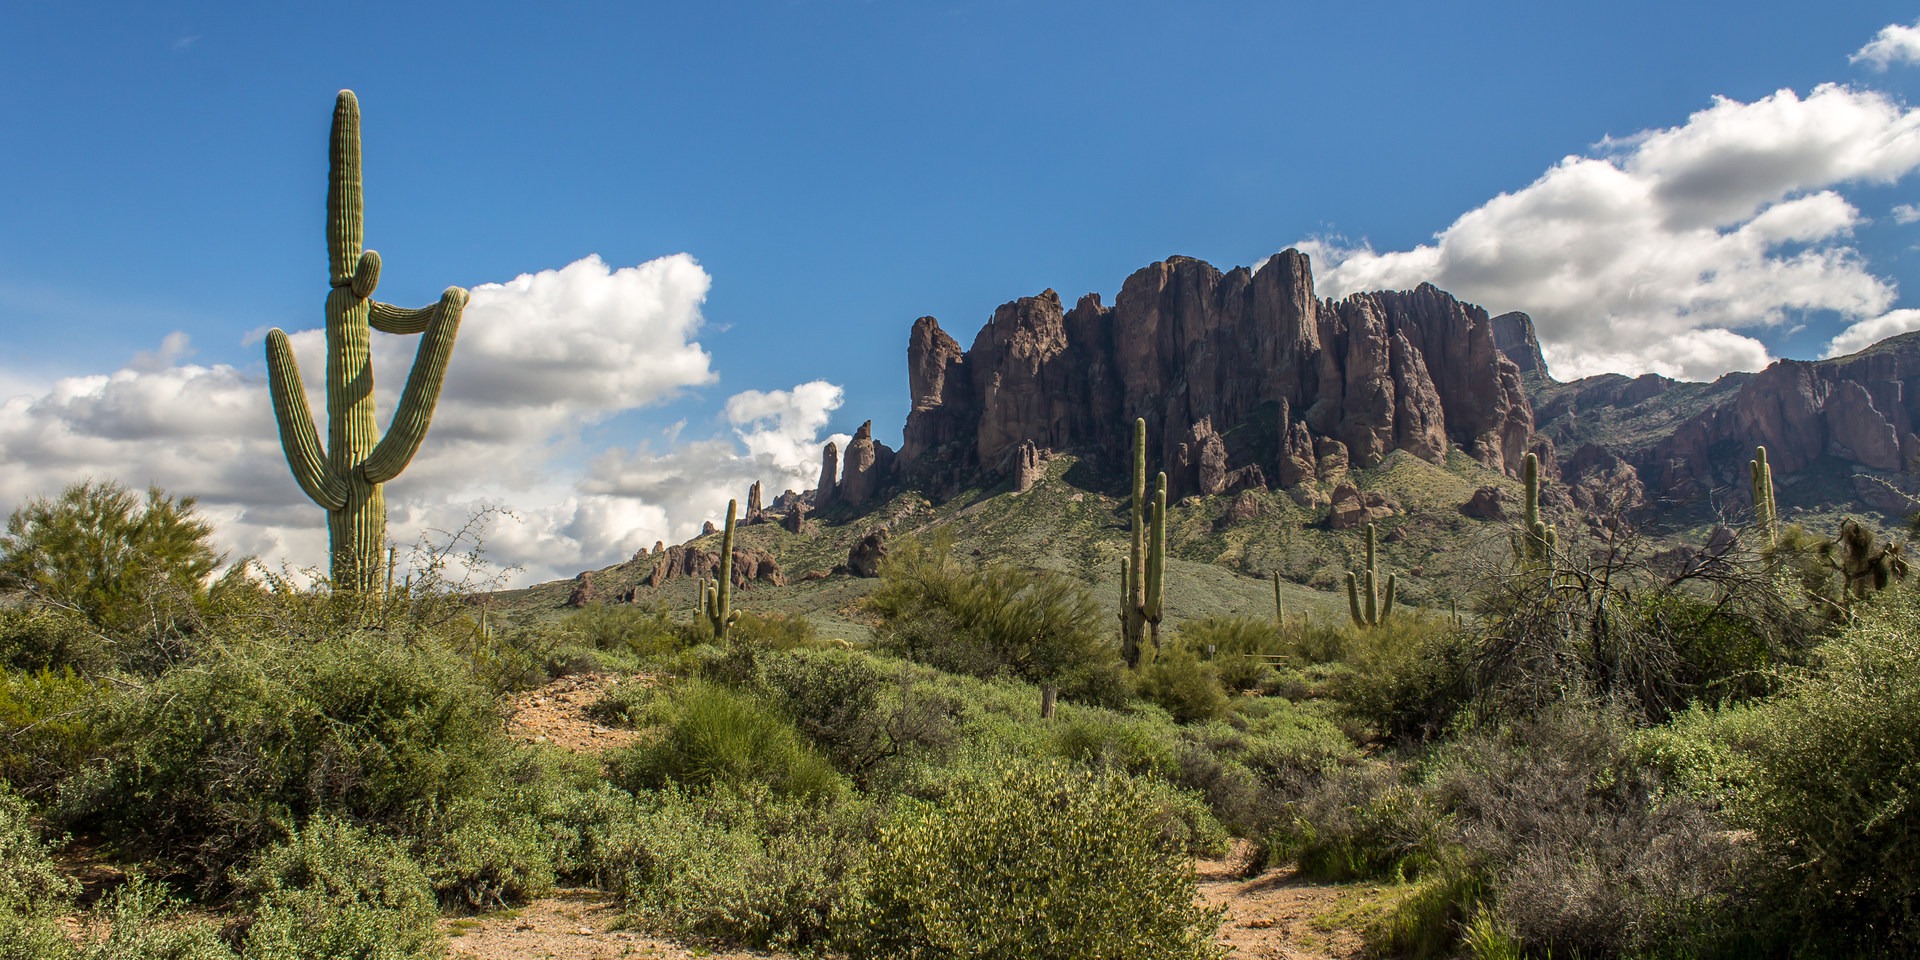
[0,480,220,670]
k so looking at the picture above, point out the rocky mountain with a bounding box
[802,248,1920,528]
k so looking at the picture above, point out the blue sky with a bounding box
[3,2,1919,583]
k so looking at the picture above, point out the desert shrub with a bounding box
[1137,643,1228,723]
[616,784,875,950]
[604,679,842,800]
[0,785,75,916]
[1174,615,1284,692]
[0,667,111,800]
[0,480,220,674]
[1415,707,1743,959]
[848,757,1224,960]
[757,649,960,781]
[868,532,1113,693]
[1234,706,1359,792]
[561,602,683,657]
[1332,615,1473,742]
[730,610,819,649]
[1050,707,1179,778]
[1280,618,1350,665]
[233,817,441,960]
[74,875,236,960]
[0,605,110,674]
[1270,760,1442,881]
[1653,589,1920,954]
[81,630,505,884]
[416,794,556,910]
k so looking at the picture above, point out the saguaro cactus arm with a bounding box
[265,330,347,510]
[363,287,467,484]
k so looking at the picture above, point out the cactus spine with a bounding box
[1120,418,1167,668]
[1750,445,1778,547]
[1520,452,1556,563]
[1346,522,1396,628]
[265,91,467,592]
[701,500,741,641]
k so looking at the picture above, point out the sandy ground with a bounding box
[1196,841,1368,960]
[504,672,648,753]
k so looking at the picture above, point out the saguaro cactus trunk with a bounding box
[1119,418,1167,669]
[265,91,467,592]
[1346,522,1396,628]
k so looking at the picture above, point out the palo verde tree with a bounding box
[265,90,467,593]
[1118,418,1167,669]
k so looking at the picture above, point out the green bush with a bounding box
[757,649,959,781]
[1269,760,1441,881]
[82,630,505,884]
[1,667,110,800]
[233,817,442,960]
[1050,707,1178,778]
[605,680,843,800]
[616,784,875,951]
[1656,590,1920,953]
[416,795,556,910]
[1137,643,1227,723]
[0,605,109,674]
[0,480,220,674]
[1174,615,1283,692]
[561,602,683,657]
[1331,615,1472,742]
[75,875,236,960]
[584,676,663,727]
[0,785,75,917]
[848,757,1224,960]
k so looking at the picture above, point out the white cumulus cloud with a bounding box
[1300,83,1920,381]
[0,254,845,586]
[1824,308,1920,358]
[1853,19,1920,71]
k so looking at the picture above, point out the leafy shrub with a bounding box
[1655,590,1920,953]
[1174,615,1283,692]
[1331,615,1473,742]
[82,630,504,884]
[729,610,819,649]
[75,875,237,960]
[416,795,556,910]
[757,649,959,781]
[0,481,220,674]
[584,676,662,728]
[605,679,843,800]
[616,784,875,951]
[1270,760,1442,881]
[0,785,75,917]
[1137,643,1227,723]
[869,533,1113,692]
[561,602,683,657]
[0,605,108,674]
[848,757,1224,960]
[0,667,110,800]
[233,817,442,960]
[1050,707,1179,778]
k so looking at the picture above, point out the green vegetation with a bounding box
[697,499,741,641]
[1120,418,1169,668]
[264,90,467,592]
[1344,522,1396,627]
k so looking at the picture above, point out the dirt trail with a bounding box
[504,672,648,753]
[1196,842,1368,960]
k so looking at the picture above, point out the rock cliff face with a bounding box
[1638,334,1920,506]
[897,250,1535,496]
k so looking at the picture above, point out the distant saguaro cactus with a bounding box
[1272,571,1284,628]
[1119,419,1167,668]
[265,90,467,592]
[699,500,741,642]
[1750,445,1778,548]
[1519,452,1556,564]
[1346,522,1396,628]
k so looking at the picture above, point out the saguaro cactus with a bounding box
[265,91,467,592]
[1750,445,1778,548]
[1272,571,1284,628]
[1520,452,1556,564]
[1119,419,1167,668]
[700,500,741,642]
[1346,522,1396,628]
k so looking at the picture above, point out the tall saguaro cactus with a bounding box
[1520,452,1556,564]
[1346,522,1396,628]
[265,90,467,592]
[1750,445,1778,548]
[699,500,741,642]
[1119,419,1167,668]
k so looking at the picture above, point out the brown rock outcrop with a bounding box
[817,442,839,506]
[848,529,889,578]
[1012,439,1043,493]
[838,421,895,507]
[745,482,765,524]
[1462,486,1509,520]
[783,501,809,534]
[1327,482,1398,529]
[894,250,1534,498]
[1492,311,1547,377]
[566,572,595,608]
